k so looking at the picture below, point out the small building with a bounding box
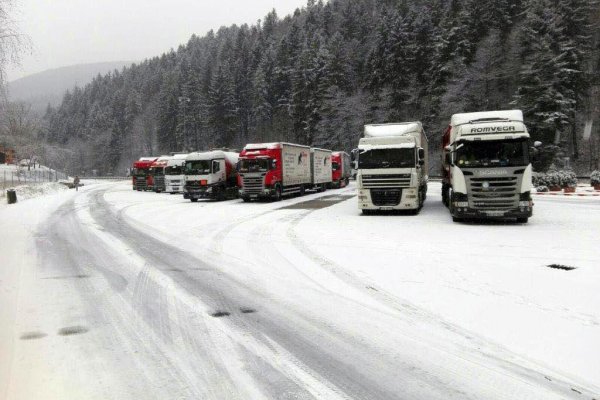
[0,145,16,164]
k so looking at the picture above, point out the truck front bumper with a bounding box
[184,189,213,200]
[358,188,419,210]
[451,203,533,219]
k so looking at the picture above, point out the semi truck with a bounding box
[310,147,332,192]
[356,122,428,214]
[331,151,351,188]
[164,153,188,194]
[132,157,157,191]
[149,156,171,192]
[441,110,534,223]
[238,142,311,201]
[183,150,239,202]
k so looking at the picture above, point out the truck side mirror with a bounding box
[418,148,425,160]
[444,153,451,166]
[212,160,220,172]
[418,159,425,166]
[271,159,277,169]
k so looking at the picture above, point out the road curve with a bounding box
[6,182,597,399]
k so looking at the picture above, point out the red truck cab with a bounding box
[331,151,351,188]
[132,157,157,191]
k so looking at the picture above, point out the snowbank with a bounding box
[0,182,69,205]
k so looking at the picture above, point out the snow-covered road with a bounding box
[1,182,598,399]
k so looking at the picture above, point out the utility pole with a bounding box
[178,96,191,151]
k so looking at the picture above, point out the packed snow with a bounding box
[0,181,598,399]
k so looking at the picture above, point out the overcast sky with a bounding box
[7,0,308,81]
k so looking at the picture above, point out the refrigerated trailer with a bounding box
[183,150,239,201]
[310,147,332,192]
[357,122,428,214]
[238,142,311,201]
[441,110,534,223]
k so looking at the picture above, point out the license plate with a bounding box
[250,195,258,199]
[485,210,505,217]
[380,207,394,211]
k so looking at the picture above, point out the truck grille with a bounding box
[135,176,146,189]
[362,174,411,188]
[242,176,264,195]
[154,176,165,189]
[469,177,518,210]
[371,189,402,206]
[167,179,181,184]
[185,181,202,191]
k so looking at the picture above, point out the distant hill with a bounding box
[6,61,133,113]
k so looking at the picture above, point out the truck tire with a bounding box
[273,184,282,201]
[452,216,461,222]
[242,197,251,202]
[516,217,528,223]
[190,198,198,203]
[361,209,373,215]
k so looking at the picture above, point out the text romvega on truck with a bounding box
[238,142,311,201]
[441,110,536,223]
[356,122,428,214]
[183,150,239,202]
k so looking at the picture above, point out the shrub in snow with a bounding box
[532,172,547,187]
[545,171,561,188]
[591,170,600,186]
[559,170,577,188]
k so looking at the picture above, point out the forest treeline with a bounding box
[41,0,599,174]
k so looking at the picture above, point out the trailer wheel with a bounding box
[299,185,305,197]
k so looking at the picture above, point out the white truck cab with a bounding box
[183,150,239,201]
[357,122,428,214]
[164,153,187,194]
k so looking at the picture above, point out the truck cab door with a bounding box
[212,160,225,183]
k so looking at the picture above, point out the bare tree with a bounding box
[0,0,29,86]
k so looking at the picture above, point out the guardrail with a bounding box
[80,176,130,180]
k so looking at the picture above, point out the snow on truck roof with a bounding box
[243,142,310,151]
[364,122,422,137]
[359,142,416,151]
[451,110,523,126]
[186,150,239,163]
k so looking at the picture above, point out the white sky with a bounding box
[7,0,308,81]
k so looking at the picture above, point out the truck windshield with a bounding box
[238,158,270,173]
[358,148,415,169]
[133,168,147,176]
[165,166,182,175]
[455,139,529,168]
[150,167,164,176]
[185,160,211,174]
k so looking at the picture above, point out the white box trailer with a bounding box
[310,147,332,191]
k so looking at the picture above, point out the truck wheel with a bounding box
[345,178,350,187]
[362,209,373,215]
[516,217,528,223]
[274,184,282,201]
[452,216,461,222]
[242,197,250,203]
[190,198,198,203]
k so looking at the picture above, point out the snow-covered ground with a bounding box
[1,181,598,399]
